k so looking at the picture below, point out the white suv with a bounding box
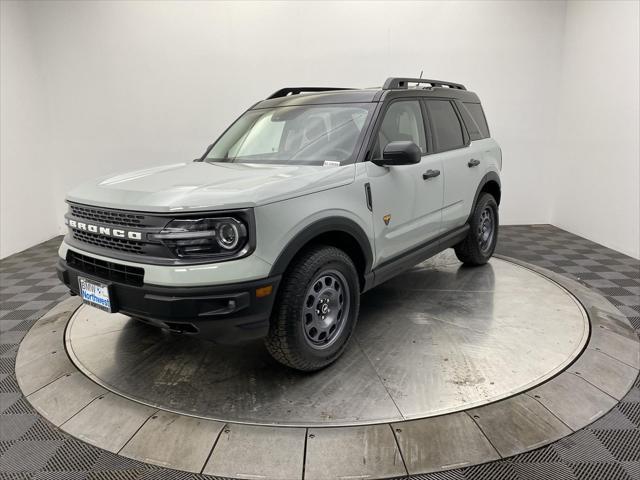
[58,77,502,371]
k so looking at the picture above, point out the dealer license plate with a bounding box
[78,276,113,313]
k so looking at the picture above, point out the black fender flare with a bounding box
[269,217,374,279]
[467,171,501,222]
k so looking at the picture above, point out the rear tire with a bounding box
[454,192,499,266]
[265,245,360,371]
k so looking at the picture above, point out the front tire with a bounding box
[265,245,360,371]
[454,192,499,265]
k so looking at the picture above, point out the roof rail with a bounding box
[267,87,353,99]
[382,77,466,91]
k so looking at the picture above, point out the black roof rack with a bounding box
[382,77,466,91]
[267,87,354,99]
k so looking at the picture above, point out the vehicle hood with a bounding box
[66,161,355,212]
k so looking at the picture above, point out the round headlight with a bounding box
[217,222,240,250]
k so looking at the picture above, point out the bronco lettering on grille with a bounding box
[66,218,143,240]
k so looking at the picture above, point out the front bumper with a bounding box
[57,258,281,345]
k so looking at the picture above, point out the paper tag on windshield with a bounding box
[323,161,341,167]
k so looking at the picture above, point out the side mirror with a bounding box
[373,141,421,166]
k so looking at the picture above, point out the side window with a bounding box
[456,101,483,141]
[463,102,490,139]
[374,100,426,158]
[425,100,465,152]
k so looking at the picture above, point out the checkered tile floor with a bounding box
[1,226,638,480]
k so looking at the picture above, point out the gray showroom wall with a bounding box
[1,1,638,259]
[0,1,58,258]
[550,0,639,259]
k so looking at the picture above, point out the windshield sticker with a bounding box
[323,161,341,167]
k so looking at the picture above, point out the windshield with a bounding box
[204,103,374,166]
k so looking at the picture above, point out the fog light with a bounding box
[256,285,273,298]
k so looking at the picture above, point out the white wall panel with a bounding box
[0,1,57,258]
[551,0,640,259]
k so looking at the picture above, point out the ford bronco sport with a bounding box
[58,77,502,371]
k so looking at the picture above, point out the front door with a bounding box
[365,99,444,266]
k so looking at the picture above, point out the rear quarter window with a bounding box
[462,102,490,139]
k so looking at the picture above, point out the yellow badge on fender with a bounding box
[383,214,391,226]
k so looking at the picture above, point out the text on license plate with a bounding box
[78,276,112,312]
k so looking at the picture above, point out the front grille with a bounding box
[67,250,144,286]
[65,202,253,263]
[70,204,146,227]
[66,202,172,258]
[72,230,144,254]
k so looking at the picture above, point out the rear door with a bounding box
[424,99,484,232]
[365,99,444,265]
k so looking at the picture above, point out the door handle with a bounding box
[423,169,441,180]
[468,158,480,168]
